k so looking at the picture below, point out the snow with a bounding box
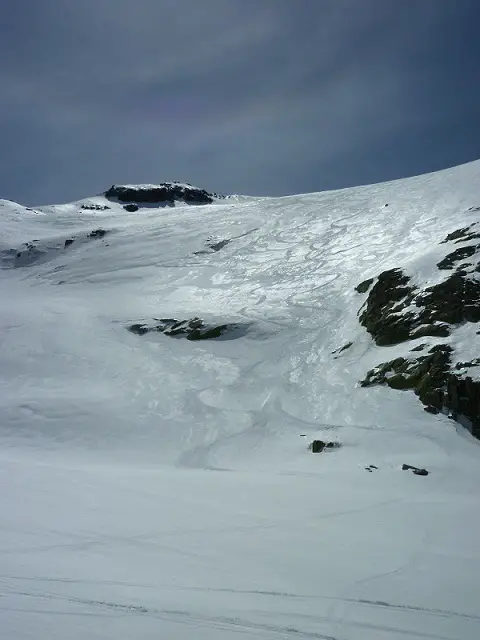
[2,160,480,638]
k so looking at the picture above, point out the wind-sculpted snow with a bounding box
[1,163,480,639]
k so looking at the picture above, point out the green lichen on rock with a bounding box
[356,223,480,440]
[361,345,452,401]
[358,266,480,347]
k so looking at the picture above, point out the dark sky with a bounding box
[1,0,479,205]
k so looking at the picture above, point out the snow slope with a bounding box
[1,162,480,639]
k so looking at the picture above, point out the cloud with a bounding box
[1,0,479,204]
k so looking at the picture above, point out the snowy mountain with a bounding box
[1,162,480,639]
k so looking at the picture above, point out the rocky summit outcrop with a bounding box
[105,182,215,206]
[127,317,245,341]
[354,217,480,439]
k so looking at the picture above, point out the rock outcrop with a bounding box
[105,182,215,206]
[355,219,480,439]
[80,203,110,211]
[128,317,244,341]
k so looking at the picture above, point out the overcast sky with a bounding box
[1,0,479,205]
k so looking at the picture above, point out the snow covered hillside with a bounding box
[1,162,480,639]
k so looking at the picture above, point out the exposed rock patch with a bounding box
[332,342,353,357]
[88,228,108,239]
[128,317,246,341]
[194,237,231,255]
[356,222,480,439]
[441,223,480,244]
[361,344,452,403]
[402,464,429,476]
[358,267,480,346]
[358,269,417,346]
[355,278,374,294]
[418,274,480,324]
[105,182,214,206]
[12,241,45,267]
[437,245,478,270]
[81,203,110,211]
[308,440,341,453]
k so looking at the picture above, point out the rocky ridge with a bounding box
[105,182,219,207]
[355,218,480,438]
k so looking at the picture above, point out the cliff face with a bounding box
[357,220,480,438]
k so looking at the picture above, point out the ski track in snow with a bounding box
[2,162,480,638]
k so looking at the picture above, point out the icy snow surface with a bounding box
[1,162,480,639]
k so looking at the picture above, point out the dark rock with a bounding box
[194,237,231,255]
[455,359,480,370]
[360,263,480,349]
[128,324,150,336]
[64,238,74,248]
[418,274,480,324]
[88,228,108,239]
[127,317,244,342]
[310,440,325,453]
[360,344,480,439]
[105,183,214,205]
[123,204,139,212]
[187,325,229,340]
[361,345,452,403]
[410,344,427,352]
[424,405,439,414]
[402,463,429,476]
[441,223,480,244]
[332,341,353,355]
[437,245,478,270]
[308,440,340,453]
[355,278,374,294]
[387,374,415,390]
[359,269,415,346]
[207,238,231,252]
[409,324,450,339]
[81,204,110,211]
